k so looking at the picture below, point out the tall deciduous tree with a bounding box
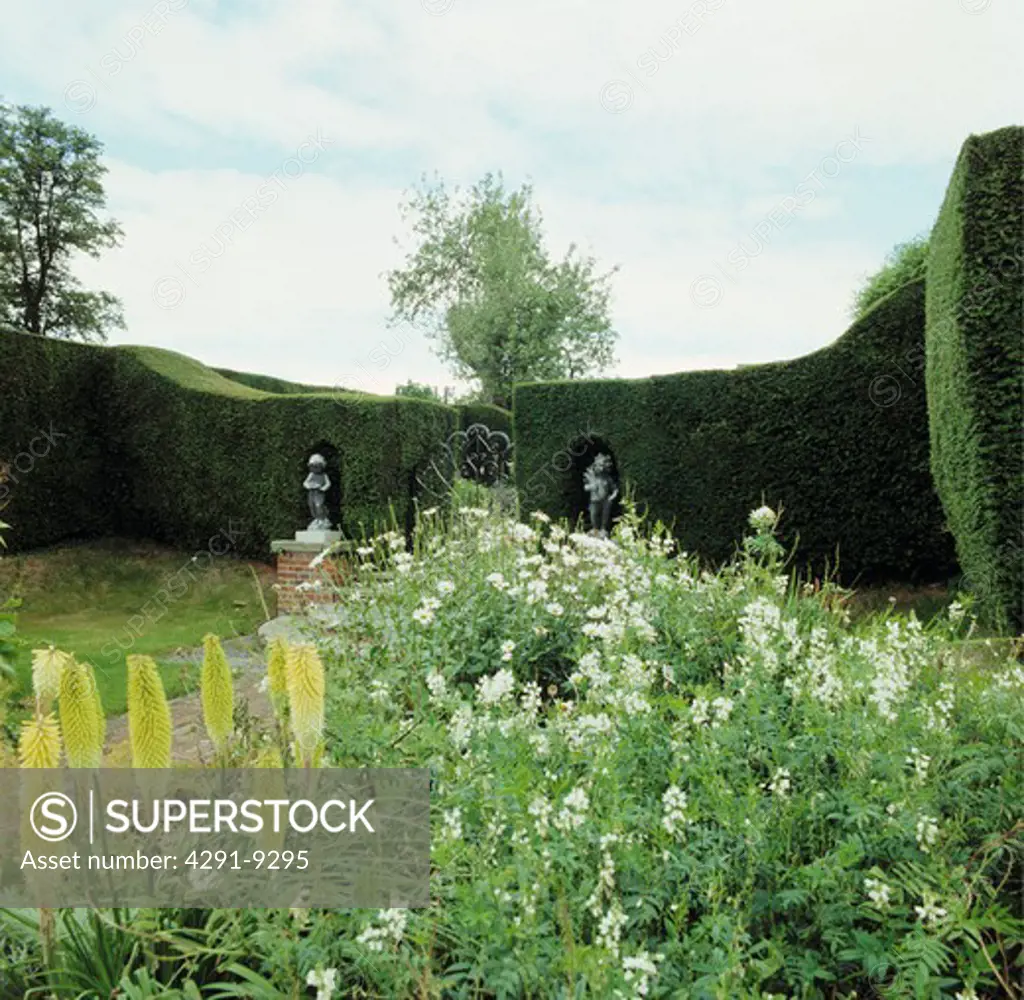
[386,172,618,407]
[0,102,124,341]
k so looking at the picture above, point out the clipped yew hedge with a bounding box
[212,367,344,395]
[459,402,512,437]
[0,331,458,557]
[514,278,957,582]
[926,124,1024,631]
[0,332,116,549]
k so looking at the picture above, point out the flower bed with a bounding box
[290,497,1021,998]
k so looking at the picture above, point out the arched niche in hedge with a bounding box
[569,435,623,533]
[301,440,342,531]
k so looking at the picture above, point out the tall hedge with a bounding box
[514,278,957,583]
[926,125,1024,631]
[0,332,117,549]
[458,403,512,437]
[0,331,459,557]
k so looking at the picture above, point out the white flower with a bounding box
[914,894,948,927]
[368,678,391,704]
[530,510,551,523]
[525,578,548,603]
[442,807,462,841]
[748,505,777,531]
[864,876,892,908]
[956,987,979,1000]
[356,909,408,951]
[766,768,791,798]
[948,600,966,623]
[306,967,339,1000]
[621,950,663,997]
[356,545,374,557]
[486,572,508,591]
[554,786,590,832]
[595,901,628,955]
[500,639,516,661]
[906,747,931,782]
[528,795,553,836]
[437,580,455,596]
[412,606,435,626]
[711,695,734,726]
[510,522,535,542]
[916,815,939,853]
[662,785,689,835]
[545,601,565,617]
[425,669,447,700]
[477,668,515,706]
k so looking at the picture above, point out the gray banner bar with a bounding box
[0,768,429,907]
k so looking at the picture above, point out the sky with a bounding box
[1,0,1020,395]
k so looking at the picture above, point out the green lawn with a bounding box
[0,538,273,716]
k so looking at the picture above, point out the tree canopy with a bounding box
[0,101,124,341]
[849,234,929,321]
[386,172,618,407]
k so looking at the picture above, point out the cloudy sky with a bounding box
[1,0,1019,394]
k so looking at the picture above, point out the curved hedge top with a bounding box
[514,277,956,583]
[212,366,347,396]
[0,330,459,557]
[926,124,1023,631]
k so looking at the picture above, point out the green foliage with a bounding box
[514,278,955,583]
[386,171,618,407]
[4,508,1019,997]
[850,234,929,320]
[925,124,1024,633]
[211,366,344,395]
[458,401,512,436]
[395,379,447,401]
[0,101,124,341]
[0,329,460,557]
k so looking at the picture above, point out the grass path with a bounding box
[0,537,275,716]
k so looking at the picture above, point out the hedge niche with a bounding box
[0,331,458,558]
[514,277,957,583]
[926,125,1024,631]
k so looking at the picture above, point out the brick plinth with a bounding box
[270,539,356,614]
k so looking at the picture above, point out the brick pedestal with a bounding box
[270,539,356,614]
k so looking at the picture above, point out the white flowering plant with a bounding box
[58,499,1022,998]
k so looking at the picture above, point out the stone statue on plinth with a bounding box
[583,453,618,537]
[303,453,332,531]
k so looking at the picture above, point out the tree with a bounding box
[394,379,450,402]
[386,172,618,407]
[0,102,124,341]
[849,234,929,321]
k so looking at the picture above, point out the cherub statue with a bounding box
[303,453,332,530]
[583,453,618,537]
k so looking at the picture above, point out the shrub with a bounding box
[285,501,1019,998]
[514,278,955,583]
[0,330,464,556]
[925,124,1024,633]
[850,234,929,321]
